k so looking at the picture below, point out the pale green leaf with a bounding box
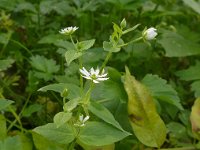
[158,31,200,57]
[0,59,15,72]
[142,74,183,110]
[124,67,166,148]
[63,98,80,112]
[77,39,95,51]
[0,99,14,111]
[32,131,63,150]
[38,34,61,44]
[0,136,21,150]
[53,112,72,128]
[78,121,129,146]
[34,123,75,144]
[65,50,82,66]
[38,83,80,99]
[190,98,200,140]
[182,0,200,14]
[103,41,120,52]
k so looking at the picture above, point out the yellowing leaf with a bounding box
[190,98,200,140]
[124,67,166,148]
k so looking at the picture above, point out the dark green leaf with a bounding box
[182,0,200,14]
[142,74,183,110]
[175,61,200,81]
[158,31,200,57]
[22,104,43,117]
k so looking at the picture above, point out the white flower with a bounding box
[79,67,109,83]
[59,26,78,35]
[143,27,157,40]
[74,114,90,127]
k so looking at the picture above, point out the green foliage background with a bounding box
[0,0,200,149]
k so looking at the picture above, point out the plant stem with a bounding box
[70,35,83,94]
[100,51,112,73]
[8,106,24,132]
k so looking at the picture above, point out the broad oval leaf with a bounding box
[190,98,200,140]
[78,121,129,146]
[34,123,75,144]
[124,67,166,148]
[88,101,127,132]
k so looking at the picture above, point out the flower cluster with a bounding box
[59,26,78,35]
[143,27,157,40]
[74,114,90,127]
[79,67,109,83]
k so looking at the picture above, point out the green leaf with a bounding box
[191,80,200,98]
[0,99,14,111]
[34,123,75,144]
[142,74,183,110]
[32,131,63,150]
[122,24,140,35]
[78,121,129,146]
[103,41,120,52]
[38,83,80,99]
[63,98,80,112]
[175,61,200,81]
[65,50,82,66]
[182,0,200,14]
[0,115,6,140]
[158,31,200,57]
[53,112,72,128]
[22,104,43,117]
[0,58,15,72]
[124,67,166,148]
[0,136,22,150]
[77,39,95,51]
[38,34,61,44]
[190,98,200,140]
[30,55,59,81]
[14,2,37,13]
[88,101,127,132]
[113,23,122,35]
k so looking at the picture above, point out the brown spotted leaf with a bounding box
[124,67,166,148]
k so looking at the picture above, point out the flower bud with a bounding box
[143,27,157,40]
[120,18,126,29]
[60,88,68,98]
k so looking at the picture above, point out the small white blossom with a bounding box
[79,67,109,83]
[74,114,90,127]
[143,27,157,40]
[59,26,78,35]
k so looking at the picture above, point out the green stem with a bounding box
[100,51,112,73]
[70,35,83,94]
[8,106,24,132]
[6,119,28,132]
[159,147,196,150]
[118,36,143,47]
